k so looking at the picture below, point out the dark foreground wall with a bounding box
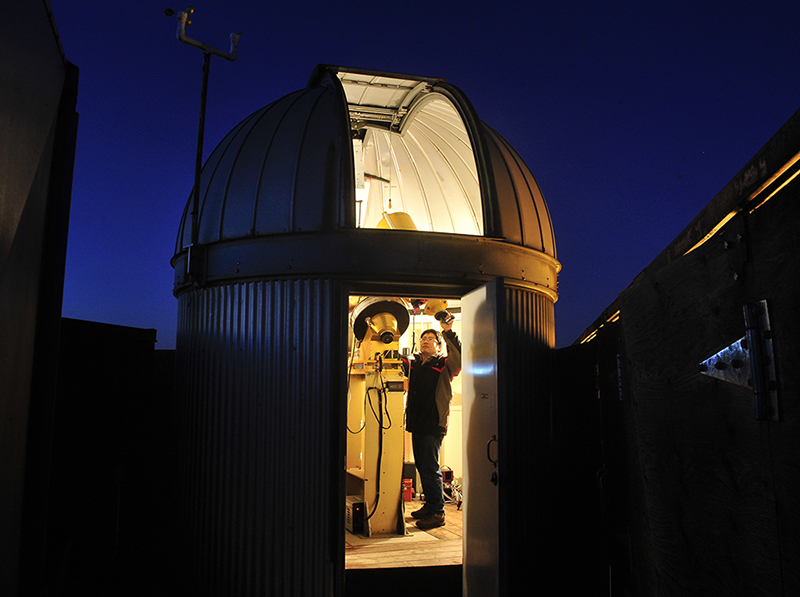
[584,108,800,595]
[0,3,78,594]
[43,319,176,597]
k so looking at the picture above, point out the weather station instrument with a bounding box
[165,6,241,281]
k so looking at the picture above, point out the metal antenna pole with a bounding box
[166,6,241,255]
[193,51,210,247]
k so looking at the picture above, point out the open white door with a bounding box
[461,278,501,596]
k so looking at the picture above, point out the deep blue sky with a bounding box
[53,1,800,349]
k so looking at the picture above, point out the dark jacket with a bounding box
[402,330,461,435]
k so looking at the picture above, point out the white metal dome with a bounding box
[175,65,556,258]
[172,65,559,302]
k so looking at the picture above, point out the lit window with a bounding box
[342,72,482,236]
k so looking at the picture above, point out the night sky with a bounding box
[52,0,800,349]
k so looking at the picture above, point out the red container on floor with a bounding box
[402,478,414,501]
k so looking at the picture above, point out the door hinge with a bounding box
[698,300,778,420]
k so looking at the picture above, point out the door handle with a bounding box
[487,435,498,485]
[487,435,498,465]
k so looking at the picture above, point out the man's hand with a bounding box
[440,319,452,332]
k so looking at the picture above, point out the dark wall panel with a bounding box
[496,286,555,592]
[46,319,165,596]
[0,3,78,594]
[605,176,800,596]
[175,279,347,596]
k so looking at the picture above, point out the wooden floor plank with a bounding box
[346,502,463,570]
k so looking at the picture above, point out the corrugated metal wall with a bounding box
[497,286,556,592]
[503,285,555,349]
[175,278,346,596]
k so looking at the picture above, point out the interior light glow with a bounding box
[355,180,370,227]
[686,150,800,255]
[748,167,800,214]
[748,149,800,212]
[684,210,738,255]
[343,71,482,236]
[581,329,598,344]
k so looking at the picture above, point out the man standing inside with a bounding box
[402,319,461,529]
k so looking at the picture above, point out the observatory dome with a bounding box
[172,65,559,299]
[171,65,562,594]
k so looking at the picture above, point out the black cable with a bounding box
[365,361,406,522]
[372,355,392,430]
[365,386,392,430]
[365,387,382,426]
[364,383,384,521]
[377,369,392,429]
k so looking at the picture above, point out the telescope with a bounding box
[351,297,410,344]
[424,299,454,324]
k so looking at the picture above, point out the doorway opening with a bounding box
[344,294,464,570]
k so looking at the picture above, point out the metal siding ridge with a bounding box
[251,91,305,236]
[197,115,259,246]
[497,126,555,260]
[491,127,542,254]
[219,106,282,241]
[483,123,524,245]
[175,113,258,251]
[498,285,554,593]
[413,113,482,234]
[288,89,325,232]
[175,278,343,595]
[177,229,560,303]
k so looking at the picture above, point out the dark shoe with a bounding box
[416,512,445,530]
[411,504,432,519]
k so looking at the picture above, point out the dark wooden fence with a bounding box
[568,108,800,596]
